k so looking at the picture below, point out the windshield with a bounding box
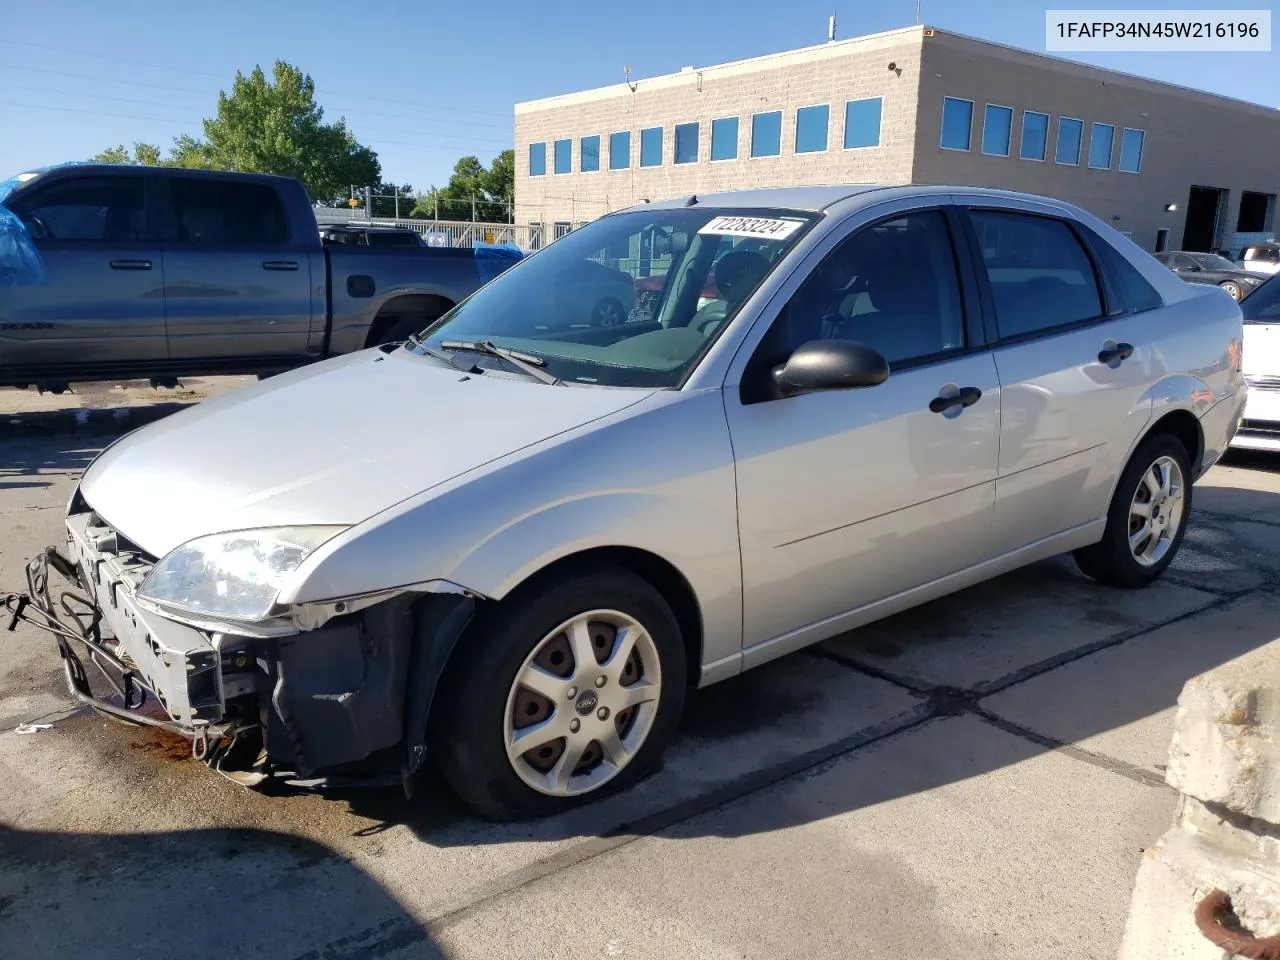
[1190,253,1238,271]
[413,207,817,388]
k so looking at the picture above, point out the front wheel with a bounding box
[1220,281,1242,301]
[590,297,627,327]
[430,567,687,821]
[1073,433,1192,588]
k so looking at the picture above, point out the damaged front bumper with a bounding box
[5,508,475,792]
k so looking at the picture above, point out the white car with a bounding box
[1240,242,1280,277]
[1233,273,1280,452]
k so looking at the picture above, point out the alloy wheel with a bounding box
[503,610,661,797]
[1127,455,1186,567]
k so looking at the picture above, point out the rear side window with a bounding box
[169,178,289,245]
[969,210,1103,340]
[1084,232,1164,314]
[11,175,145,242]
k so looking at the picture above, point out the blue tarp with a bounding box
[473,241,524,285]
[0,200,48,287]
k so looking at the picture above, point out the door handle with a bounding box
[262,260,299,271]
[929,385,982,414]
[1098,341,1135,365]
[109,259,152,270]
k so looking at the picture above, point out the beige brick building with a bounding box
[514,25,1279,255]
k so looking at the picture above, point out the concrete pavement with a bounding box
[1,389,1277,959]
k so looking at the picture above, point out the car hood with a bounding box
[80,349,652,557]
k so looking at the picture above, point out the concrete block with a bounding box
[1167,641,1280,824]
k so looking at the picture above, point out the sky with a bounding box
[1,0,1274,193]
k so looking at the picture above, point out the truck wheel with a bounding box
[430,567,687,821]
[1073,433,1192,588]
[371,314,434,347]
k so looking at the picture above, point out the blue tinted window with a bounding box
[750,111,782,157]
[795,104,829,154]
[1119,127,1145,173]
[1088,123,1113,169]
[640,127,663,167]
[1056,118,1083,164]
[1019,111,1048,160]
[529,142,546,176]
[553,138,572,174]
[609,131,630,170]
[674,122,699,164]
[580,135,600,172]
[981,105,1012,156]
[843,98,882,148]
[940,97,973,150]
[711,117,738,160]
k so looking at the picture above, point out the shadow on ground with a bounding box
[0,824,446,959]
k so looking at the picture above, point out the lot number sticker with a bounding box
[697,216,805,240]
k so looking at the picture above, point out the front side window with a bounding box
[417,208,816,389]
[640,127,663,167]
[609,131,631,170]
[752,209,966,375]
[674,122,699,164]
[940,97,973,150]
[1119,127,1145,173]
[750,111,782,157]
[1019,111,1049,160]
[844,98,882,149]
[969,209,1104,339]
[11,175,146,242]
[1088,123,1114,169]
[795,104,829,154]
[170,178,287,245]
[529,142,546,177]
[982,105,1013,157]
[1056,118,1083,165]
[711,117,739,161]
[580,135,601,173]
[553,139,572,175]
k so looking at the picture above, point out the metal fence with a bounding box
[314,207,545,250]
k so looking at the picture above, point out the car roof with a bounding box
[628,183,1088,215]
[17,162,300,186]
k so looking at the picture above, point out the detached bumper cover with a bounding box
[7,507,476,786]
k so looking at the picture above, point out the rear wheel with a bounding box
[590,297,626,327]
[430,567,686,821]
[1073,433,1192,588]
[370,313,436,347]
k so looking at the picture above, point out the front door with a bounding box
[160,175,313,361]
[724,206,1000,659]
[1,171,166,375]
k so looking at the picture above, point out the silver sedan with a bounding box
[14,184,1247,821]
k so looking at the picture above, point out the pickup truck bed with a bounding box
[0,164,520,390]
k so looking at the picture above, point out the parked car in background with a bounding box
[0,164,519,391]
[1240,242,1280,277]
[1232,273,1280,452]
[1153,250,1265,300]
[14,184,1245,822]
[318,223,427,247]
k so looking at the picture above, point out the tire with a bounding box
[590,297,626,327]
[1220,281,1242,301]
[430,566,687,821]
[370,313,435,348]
[1073,433,1193,588]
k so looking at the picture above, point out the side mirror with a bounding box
[771,339,889,398]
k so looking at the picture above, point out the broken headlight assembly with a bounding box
[137,526,347,623]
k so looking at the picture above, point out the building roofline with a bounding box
[514,25,925,114]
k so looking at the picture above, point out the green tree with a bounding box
[88,60,381,204]
[90,142,165,165]
[370,182,415,218]
[410,152,513,222]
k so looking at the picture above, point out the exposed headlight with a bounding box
[138,526,347,622]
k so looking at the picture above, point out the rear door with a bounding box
[160,175,313,360]
[957,198,1161,554]
[1,171,166,373]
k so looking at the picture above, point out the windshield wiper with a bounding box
[403,332,474,372]
[438,339,563,385]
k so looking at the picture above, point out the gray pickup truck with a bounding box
[0,164,519,390]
